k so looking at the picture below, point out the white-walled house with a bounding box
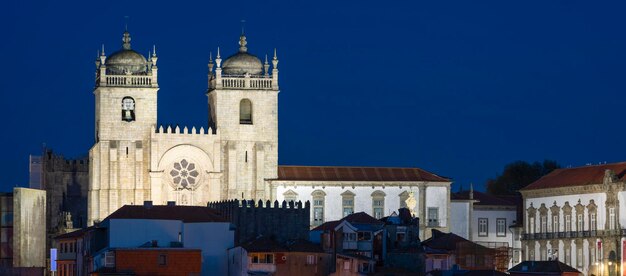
[450,188,522,270]
[272,166,451,240]
[520,162,626,276]
[94,203,234,275]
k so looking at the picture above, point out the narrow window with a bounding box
[577,214,583,231]
[565,215,571,232]
[245,151,248,162]
[341,191,355,217]
[371,191,385,219]
[239,99,252,124]
[427,207,439,227]
[540,215,547,233]
[312,190,326,226]
[496,218,506,237]
[158,254,167,266]
[121,97,135,122]
[478,218,488,236]
[552,215,559,233]
[590,213,596,231]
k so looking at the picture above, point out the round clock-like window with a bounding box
[169,159,200,190]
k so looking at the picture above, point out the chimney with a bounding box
[144,201,153,209]
[167,201,176,207]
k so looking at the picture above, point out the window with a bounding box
[357,231,372,241]
[427,207,439,227]
[372,191,385,219]
[529,250,535,261]
[529,217,535,234]
[306,255,317,265]
[590,213,597,231]
[104,251,115,267]
[344,232,356,241]
[341,191,355,217]
[565,248,570,265]
[121,97,135,122]
[577,214,583,231]
[609,208,616,230]
[496,218,506,237]
[478,218,488,237]
[577,248,583,267]
[552,215,559,233]
[590,247,596,264]
[251,253,274,264]
[312,190,326,226]
[540,215,547,233]
[239,99,252,124]
[565,215,571,232]
[158,254,167,266]
[283,190,297,203]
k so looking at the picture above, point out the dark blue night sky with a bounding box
[1,1,625,192]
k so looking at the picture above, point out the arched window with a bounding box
[121,97,135,122]
[240,99,252,124]
[312,190,326,226]
[371,191,386,219]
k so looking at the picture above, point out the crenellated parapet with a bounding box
[207,199,310,244]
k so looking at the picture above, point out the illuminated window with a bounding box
[121,97,135,122]
[478,218,488,237]
[496,218,506,237]
[312,190,326,226]
[341,191,355,217]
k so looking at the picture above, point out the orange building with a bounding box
[92,248,201,276]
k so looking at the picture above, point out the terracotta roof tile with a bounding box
[311,212,383,231]
[277,165,450,182]
[522,162,626,190]
[105,205,227,223]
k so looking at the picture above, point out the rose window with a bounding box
[169,159,199,190]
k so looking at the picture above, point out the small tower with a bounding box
[207,32,279,201]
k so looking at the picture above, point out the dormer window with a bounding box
[122,97,135,122]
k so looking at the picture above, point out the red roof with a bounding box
[277,165,450,182]
[522,162,626,190]
[105,205,227,223]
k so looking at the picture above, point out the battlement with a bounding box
[208,199,310,244]
[43,149,89,172]
[151,125,218,136]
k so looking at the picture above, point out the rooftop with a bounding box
[451,190,519,207]
[277,165,450,182]
[311,212,384,231]
[508,260,581,274]
[522,161,626,190]
[104,204,227,223]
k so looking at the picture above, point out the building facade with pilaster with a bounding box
[520,162,626,276]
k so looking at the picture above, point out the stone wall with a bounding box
[13,188,46,268]
[208,199,309,244]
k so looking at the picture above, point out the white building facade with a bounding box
[520,162,626,276]
[450,188,522,269]
[87,30,452,233]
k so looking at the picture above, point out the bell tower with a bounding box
[88,30,159,225]
[207,33,279,201]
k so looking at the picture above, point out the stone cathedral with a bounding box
[89,30,278,225]
[87,30,451,240]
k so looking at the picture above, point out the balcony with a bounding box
[522,229,626,241]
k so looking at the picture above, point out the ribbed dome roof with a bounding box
[105,31,148,75]
[221,35,263,76]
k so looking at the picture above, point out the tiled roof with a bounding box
[277,165,450,182]
[423,229,490,252]
[105,205,227,223]
[310,212,383,231]
[508,260,581,273]
[451,191,518,206]
[522,162,626,190]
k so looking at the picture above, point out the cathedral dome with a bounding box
[221,35,263,76]
[105,31,148,75]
